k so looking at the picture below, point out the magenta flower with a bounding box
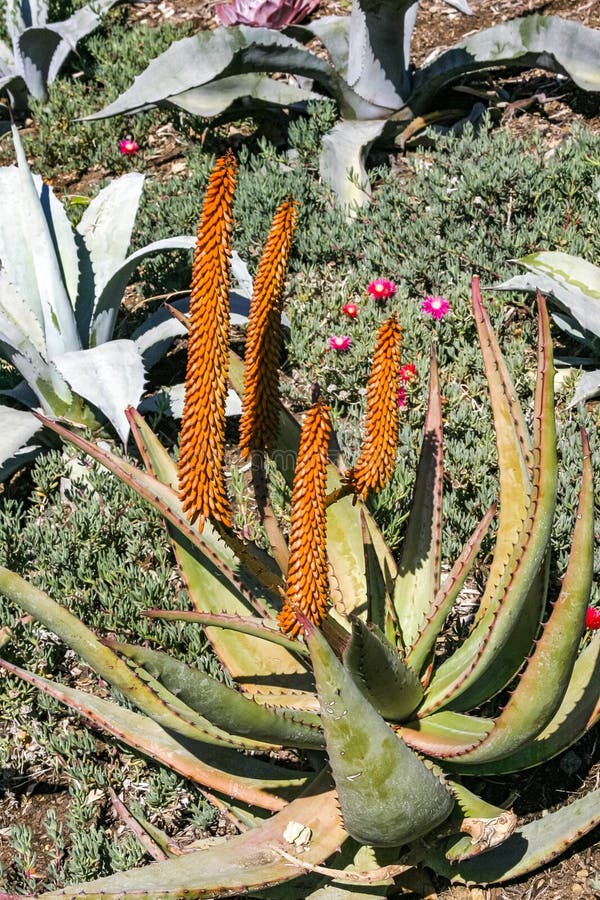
[342,302,359,319]
[367,278,397,301]
[216,0,319,28]
[329,335,352,352]
[397,386,407,409]
[400,362,417,383]
[422,295,450,320]
[119,138,139,156]
[585,607,600,630]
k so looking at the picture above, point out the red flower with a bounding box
[400,362,417,383]
[119,138,139,156]
[585,607,600,630]
[342,302,359,319]
[367,278,397,301]
[397,386,407,409]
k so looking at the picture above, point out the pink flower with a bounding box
[400,362,417,383]
[342,302,359,319]
[329,335,351,352]
[119,138,139,156]
[585,607,600,630]
[422,295,450,320]
[367,278,397,301]
[397,386,407,409]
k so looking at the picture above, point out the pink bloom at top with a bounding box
[397,386,407,409]
[422,295,450,320]
[119,138,140,156]
[400,362,417,383]
[367,278,397,301]
[329,335,352,352]
[342,302,359,319]
[585,607,600,630]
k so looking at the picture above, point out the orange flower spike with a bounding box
[278,397,331,637]
[178,151,237,530]
[239,199,298,458]
[345,315,402,500]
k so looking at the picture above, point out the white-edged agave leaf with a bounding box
[53,340,146,443]
[290,15,351,75]
[570,370,600,406]
[44,0,120,84]
[132,299,188,370]
[305,618,454,846]
[442,0,474,12]
[499,251,600,338]
[166,72,323,117]
[0,406,43,479]
[426,788,600,885]
[76,173,145,337]
[0,274,46,356]
[14,27,62,99]
[319,118,388,208]
[413,15,600,111]
[6,126,80,356]
[0,335,73,414]
[5,0,48,39]
[90,236,196,347]
[85,27,353,121]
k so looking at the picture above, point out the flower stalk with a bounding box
[177,151,237,530]
[278,395,332,637]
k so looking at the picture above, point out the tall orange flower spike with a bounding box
[239,199,298,458]
[344,315,402,500]
[278,396,332,637]
[178,151,237,530]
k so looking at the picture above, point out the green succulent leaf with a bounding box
[305,617,454,846]
[318,118,388,208]
[107,640,325,749]
[343,617,423,721]
[163,72,323,118]
[399,710,493,757]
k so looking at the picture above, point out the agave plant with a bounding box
[0,125,202,478]
[498,250,600,406]
[1,153,599,898]
[83,1,600,206]
[0,0,121,107]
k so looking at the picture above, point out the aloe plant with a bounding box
[498,250,600,406]
[83,3,600,206]
[0,0,121,106]
[1,155,599,898]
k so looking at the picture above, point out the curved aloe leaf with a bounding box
[361,511,398,645]
[0,566,266,749]
[421,296,557,714]
[305,617,454,846]
[38,772,349,900]
[412,15,600,113]
[343,617,423,721]
[393,350,443,651]
[0,659,306,810]
[426,787,600,885]
[107,640,325,749]
[399,709,493,757]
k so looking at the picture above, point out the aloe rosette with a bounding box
[1,161,599,898]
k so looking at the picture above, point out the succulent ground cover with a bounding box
[0,0,599,897]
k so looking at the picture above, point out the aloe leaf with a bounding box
[107,640,324,749]
[412,15,600,113]
[399,710,493,757]
[421,296,557,714]
[471,277,532,623]
[305,618,454,846]
[0,658,307,810]
[38,772,348,899]
[343,617,423,721]
[166,72,322,118]
[0,406,43,479]
[462,634,600,776]
[90,236,196,348]
[425,787,600,885]
[8,126,80,357]
[85,27,352,121]
[0,566,263,748]
[319,118,388,208]
[406,503,496,676]
[447,430,594,765]
[361,512,398,644]
[393,349,443,651]
[53,341,146,444]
